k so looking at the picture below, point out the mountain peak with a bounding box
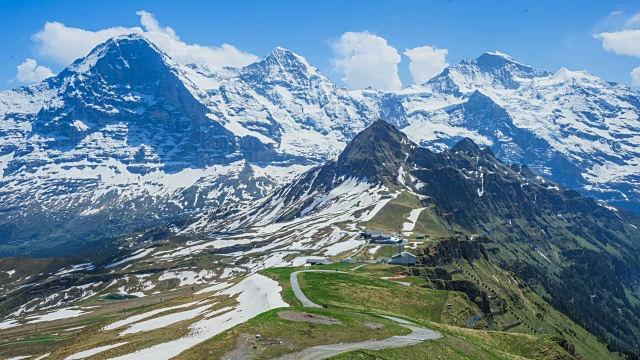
[472,52,538,75]
[478,51,521,64]
[112,33,152,44]
[451,137,482,155]
[345,119,406,149]
[269,46,295,55]
[428,51,553,92]
[336,119,415,183]
[363,118,400,134]
[549,67,595,83]
[240,46,322,84]
[67,33,169,75]
[262,46,315,71]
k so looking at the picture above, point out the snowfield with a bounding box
[402,207,425,234]
[107,273,288,360]
[26,307,88,323]
[66,342,128,360]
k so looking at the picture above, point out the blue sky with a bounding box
[2,0,640,90]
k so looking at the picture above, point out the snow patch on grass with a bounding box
[26,307,88,323]
[402,207,425,232]
[65,342,127,360]
[109,273,287,360]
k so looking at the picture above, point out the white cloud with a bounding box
[631,66,640,86]
[331,31,402,91]
[136,10,178,39]
[594,12,640,86]
[135,11,259,70]
[404,45,449,84]
[15,58,54,83]
[28,11,258,69]
[625,12,640,29]
[32,21,142,65]
[594,29,640,57]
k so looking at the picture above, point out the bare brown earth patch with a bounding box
[277,310,342,325]
[362,321,385,329]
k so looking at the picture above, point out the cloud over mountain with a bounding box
[18,10,259,83]
[14,58,54,83]
[404,45,449,84]
[331,31,402,91]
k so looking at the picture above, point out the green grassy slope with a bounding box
[263,265,587,360]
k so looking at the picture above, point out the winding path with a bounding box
[282,270,442,359]
[290,270,348,308]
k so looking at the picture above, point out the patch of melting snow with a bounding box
[368,245,381,255]
[158,269,217,286]
[64,325,86,331]
[120,303,214,335]
[536,249,553,264]
[397,166,406,186]
[0,318,19,329]
[202,306,234,318]
[194,281,232,295]
[26,307,88,323]
[477,172,485,197]
[108,273,288,360]
[323,237,364,256]
[103,301,201,331]
[402,207,425,232]
[65,342,127,360]
[106,248,154,268]
[155,238,251,259]
[55,263,94,276]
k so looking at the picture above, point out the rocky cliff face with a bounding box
[416,236,488,267]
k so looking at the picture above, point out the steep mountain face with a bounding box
[2,34,640,255]
[0,35,284,254]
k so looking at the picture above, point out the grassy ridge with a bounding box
[263,265,581,359]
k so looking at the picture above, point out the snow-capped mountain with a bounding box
[378,52,640,212]
[0,35,290,252]
[1,34,640,254]
[184,46,379,162]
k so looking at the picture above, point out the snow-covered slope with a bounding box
[183,47,379,162]
[2,35,640,254]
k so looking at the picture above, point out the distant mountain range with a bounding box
[2,33,640,255]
